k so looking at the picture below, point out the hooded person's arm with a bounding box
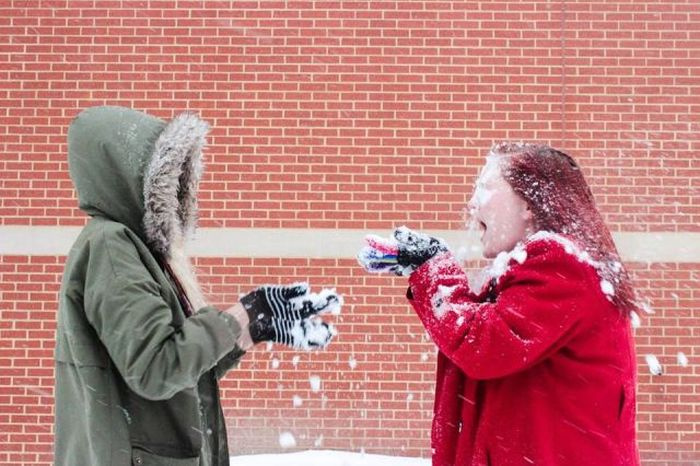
[83,223,246,400]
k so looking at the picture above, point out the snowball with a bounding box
[645,354,663,376]
[309,375,321,392]
[677,352,688,367]
[278,432,296,448]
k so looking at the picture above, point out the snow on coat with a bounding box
[407,234,640,466]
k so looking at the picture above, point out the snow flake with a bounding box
[270,358,280,369]
[278,432,296,449]
[645,355,663,376]
[640,301,655,315]
[348,356,357,369]
[677,352,688,367]
[629,311,641,329]
[309,375,321,392]
[292,395,303,407]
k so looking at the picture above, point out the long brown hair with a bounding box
[492,142,637,314]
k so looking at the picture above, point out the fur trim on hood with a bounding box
[142,111,209,258]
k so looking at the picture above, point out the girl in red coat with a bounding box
[358,143,640,466]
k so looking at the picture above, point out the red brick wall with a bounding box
[1,1,699,464]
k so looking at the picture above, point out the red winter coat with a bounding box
[407,236,639,466]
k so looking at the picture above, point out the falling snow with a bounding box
[645,355,663,376]
[278,432,297,449]
[309,375,321,392]
[629,311,641,329]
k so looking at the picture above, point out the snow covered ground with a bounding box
[230,450,430,466]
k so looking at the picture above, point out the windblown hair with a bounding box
[492,142,637,314]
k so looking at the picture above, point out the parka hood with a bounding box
[68,106,209,258]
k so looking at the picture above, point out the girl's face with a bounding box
[468,157,534,259]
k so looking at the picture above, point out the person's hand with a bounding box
[357,226,448,276]
[239,283,341,350]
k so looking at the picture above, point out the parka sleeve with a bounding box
[407,248,590,380]
[82,225,245,400]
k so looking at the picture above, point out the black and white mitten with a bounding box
[358,226,449,276]
[240,283,341,350]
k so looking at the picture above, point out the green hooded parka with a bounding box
[55,106,244,466]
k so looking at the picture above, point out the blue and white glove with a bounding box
[240,283,341,350]
[357,226,449,276]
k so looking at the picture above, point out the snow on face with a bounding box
[468,154,533,259]
[471,155,502,208]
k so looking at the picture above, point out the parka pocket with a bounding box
[131,446,199,466]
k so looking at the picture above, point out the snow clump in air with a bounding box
[645,355,663,376]
[629,311,641,329]
[309,375,321,392]
[278,432,297,448]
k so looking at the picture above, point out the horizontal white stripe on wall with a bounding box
[4,226,700,263]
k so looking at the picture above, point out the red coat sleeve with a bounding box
[407,243,595,380]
